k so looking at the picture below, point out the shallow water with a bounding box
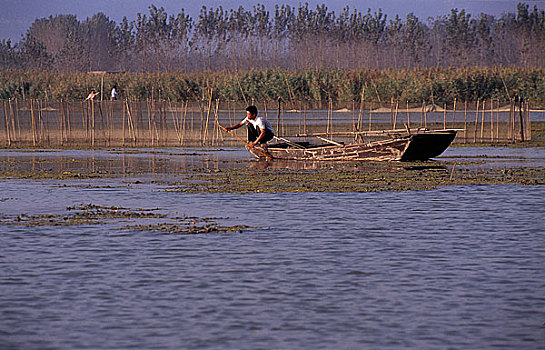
[1,149,544,350]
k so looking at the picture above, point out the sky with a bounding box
[1,0,545,42]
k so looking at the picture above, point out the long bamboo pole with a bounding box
[214,120,271,160]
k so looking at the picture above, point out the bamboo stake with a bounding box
[131,100,136,143]
[204,90,213,145]
[66,101,71,143]
[326,98,331,136]
[526,101,532,141]
[146,98,153,146]
[276,99,281,133]
[9,99,16,142]
[228,100,233,126]
[108,101,113,146]
[122,100,126,146]
[393,100,398,129]
[406,100,410,129]
[3,100,10,146]
[463,101,467,143]
[421,101,424,127]
[190,103,195,144]
[177,100,183,146]
[30,99,36,146]
[519,98,525,141]
[214,99,222,146]
[278,98,284,136]
[368,101,372,133]
[59,100,64,145]
[161,101,166,144]
[490,99,494,142]
[81,101,87,142]
[358,88,365,132]
[281,101,285,136]
[480,100,486,142]
[443,103,447,130]
[168,99,181,145]
[15,99,21,140]
[424,101,428,128]
[91,100,95,147]
[473,100,480,143]
[198,100,204,144]
[181,100,188,145]
[135,100,142,143]
[495,100,499,141]
[451,98,456,128]
[39,100,47,144]
[351,100,356,133]
[212,99,221,143]
[154,99,159,145]
[509,99,515,141]
[126,100,136,143]
[303,103,307,135]
[390,99,394,127]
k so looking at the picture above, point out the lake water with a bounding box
[1,149,544,349]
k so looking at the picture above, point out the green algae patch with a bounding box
[0,203,254,235]
[126,223,252,234]
[0,169,116,180]
[5,204,167,227]
[163,162,545,193]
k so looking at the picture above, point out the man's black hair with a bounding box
[246,105,258,115]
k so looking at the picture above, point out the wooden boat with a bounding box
[247,130,457,161]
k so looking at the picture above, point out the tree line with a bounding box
[1,2,545,72]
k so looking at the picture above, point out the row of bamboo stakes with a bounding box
[367,98,532,143]
[1,97,533,147]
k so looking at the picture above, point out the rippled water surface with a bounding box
[1,149,544,349]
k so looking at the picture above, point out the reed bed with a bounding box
[0,98,533,148]
[1,67,545,108]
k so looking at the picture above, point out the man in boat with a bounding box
[226,106,275,148]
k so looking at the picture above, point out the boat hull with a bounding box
[249,130,457,162]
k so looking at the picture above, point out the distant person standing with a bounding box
[111,86,118,100]
[85,89,99,101]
